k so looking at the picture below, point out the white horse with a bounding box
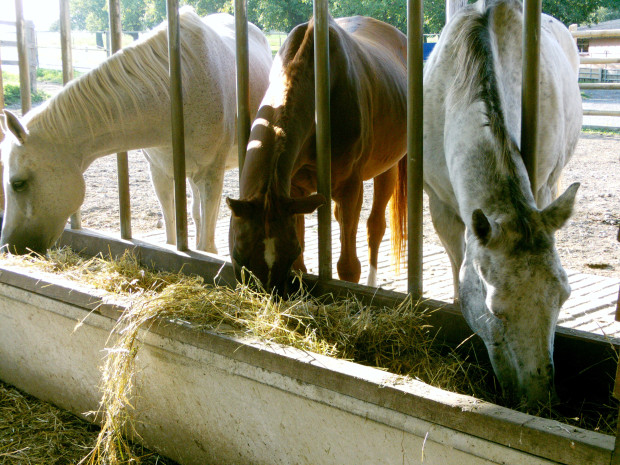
[423,0,582,405]
[0,9,272,254]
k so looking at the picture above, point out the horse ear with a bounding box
[226,197,255,219]
[4,110,28,144]
[0,113,7,137]
[472,209,493,246]
[288,194,326,214]
[541,182,579,232]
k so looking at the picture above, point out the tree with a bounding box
[542,0,617,27]
[70,0,108,31]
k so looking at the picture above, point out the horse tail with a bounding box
[390,154,408,273]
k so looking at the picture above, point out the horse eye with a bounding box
[11,179,27,192]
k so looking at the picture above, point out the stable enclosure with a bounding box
[1,0,619,463]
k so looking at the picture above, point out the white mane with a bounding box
[27,8,211,140]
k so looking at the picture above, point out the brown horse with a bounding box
[227,15,408,292]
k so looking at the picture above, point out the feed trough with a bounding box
[0,229,616,465]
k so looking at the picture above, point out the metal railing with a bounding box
[572,27,620,118]
[6,1,601,298]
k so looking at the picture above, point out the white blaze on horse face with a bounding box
[264,237,277,270]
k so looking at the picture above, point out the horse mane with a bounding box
[27,7,207,140]
[263,16,370,211]
[449,0,541,245]
[263,21,315,206]
[448,0,523,178]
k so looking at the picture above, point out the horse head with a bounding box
[227,193,324,293]
[0,110,85,254]
[459,183,579,406]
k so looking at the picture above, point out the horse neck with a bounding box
[240,43,317,199]
[25,59,170,172]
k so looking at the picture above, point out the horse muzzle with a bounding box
[0,230,51,255]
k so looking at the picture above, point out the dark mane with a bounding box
[449,0,523,179]
[450,0,543,243]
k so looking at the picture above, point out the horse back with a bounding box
[330,17,408,178]
[423,0,581,206]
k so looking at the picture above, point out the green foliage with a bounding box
[588,6,620,24]
[2,70,19,87]
[67,0,620,36]
[35,68,84,85]
[3,84,50,107]
[36,68,64,84]
[541,0,618,27]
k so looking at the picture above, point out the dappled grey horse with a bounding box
[423,0,582,405]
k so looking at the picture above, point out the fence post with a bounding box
[234,0,250,174]
[166,0,188,251]
[0,46,4,109]
[14,0,31,114]
[25,21,37,92]
[59,0,73,85]
[314,0,332,282]
[60,0,82,229]
[407,0,424,297]
[108,0,133,240]
[521,0,541,202]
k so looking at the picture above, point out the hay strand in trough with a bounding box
[0,247,616,464]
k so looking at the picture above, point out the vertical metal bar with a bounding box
[234,0,250,175]
[521,0,541,202]
[14,0,31,114]
[314,0,332,281]
[108,0,132,239]
[60,0,82,229]
[0,45,5,109]
[166,0,188,251]
[59,0,73,85]
[407,0,424,296]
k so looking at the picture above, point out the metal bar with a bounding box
[14,0,31,114]
[60,0,82,229]
[521,0,541,201]
[580,57,620,65]
[582,109,620,117]
[234,0,250,174]
[166,0,188,251]
[314,0,332,281]
[59,0,73,85]
[108,0,132,239]
[0,44,4,109]
[571,29,620,40]
[407,0,424,296]
[580,83,620,90]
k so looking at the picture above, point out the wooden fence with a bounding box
[572,28,620,117]
[0,20,37,91]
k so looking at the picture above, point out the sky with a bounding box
[1,0,61,30]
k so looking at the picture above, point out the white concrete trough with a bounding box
[0,229,617,465]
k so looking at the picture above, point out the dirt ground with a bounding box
[79,130,620,279]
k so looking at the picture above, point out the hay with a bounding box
[0,380,178,464]
[0,247,617,464]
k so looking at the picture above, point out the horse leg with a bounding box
[187,180,202,250]
[192,162,226,253]
[334,176,363,283]
[366,166,397,287]
[147,161,176,245]
[290,185,310,273]
[427,190,465,301]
